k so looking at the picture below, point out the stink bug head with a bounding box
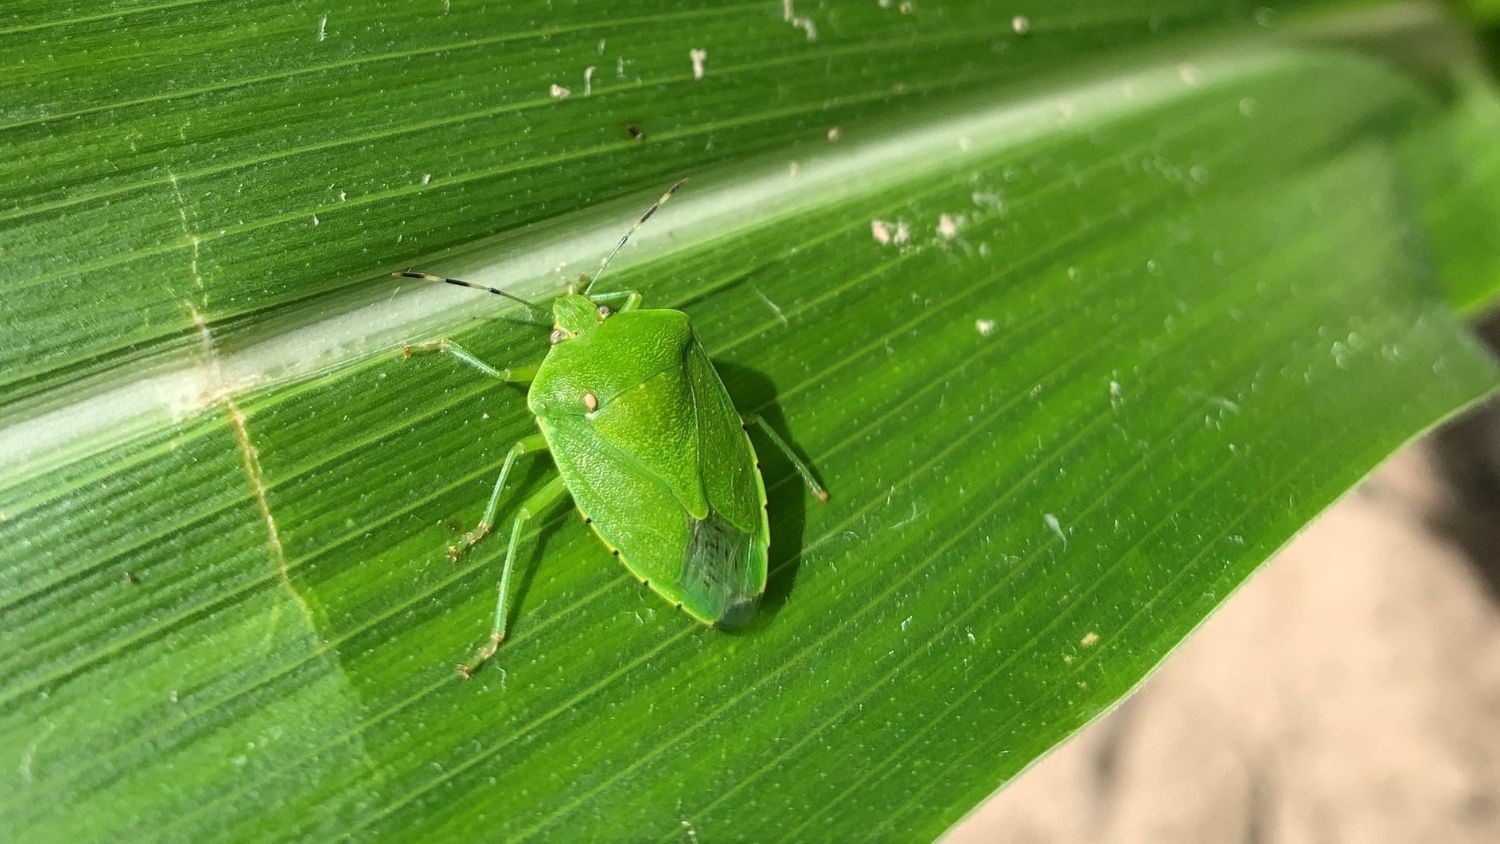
[551,293,605,340]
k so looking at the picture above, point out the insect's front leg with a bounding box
[448,433,550,561]
[588,290,643,314]
[401,338,540,383]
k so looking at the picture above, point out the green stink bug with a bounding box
[394,180,828,677]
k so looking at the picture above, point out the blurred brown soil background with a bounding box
[951,339,1500,843]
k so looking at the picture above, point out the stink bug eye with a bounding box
[390,179,829,678]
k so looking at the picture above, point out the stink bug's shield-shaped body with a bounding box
[393,180,826,677]
[530,299,768,624]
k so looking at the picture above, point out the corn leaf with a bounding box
[3,1,1498,840]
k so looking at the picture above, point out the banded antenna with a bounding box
[577,177,687,297]
[391,271,550,324]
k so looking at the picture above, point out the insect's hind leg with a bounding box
[745,415,830,502]
[402,338,540,384]
[459,474,569,678]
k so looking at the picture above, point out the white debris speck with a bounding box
[752,286,789,327]
[1210,395,1242,413]
[1110,380,1123,400]
[420,173,432,185]
[583,65,595,95]
[871,219,910,245]
[899,0,914,13]
[879,0,893,7]
[338,190,347,202]
[311,214,319,226]
[826,126,840,142]
[1178,62,1203,86]
[1238,97,1260,117]
[787,161,800,178]
[1081,631,1100,647]
[971,190,1004,210]
[19,723,56,784]
[550,83,571,99]
[689,48,708,80]
[975,319,996,337]
[317,14,327,41]
[890,501,920,531]
[1011,15,1030,34]
[1044,513,1066,546]
[938,213,960,239]
[598,38,606,54]
[783,1,818,39]
[966,630,977,644]
[900,616,913,631]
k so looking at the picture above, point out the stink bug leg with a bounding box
[744,414,830,503]
[459,475,569,678]
[587,290,643,314]
[448,433,550,560]
[400,338,539,384]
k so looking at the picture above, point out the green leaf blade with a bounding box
[3,2,1499,842]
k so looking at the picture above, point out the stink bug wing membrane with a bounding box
[680,511,762,627]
